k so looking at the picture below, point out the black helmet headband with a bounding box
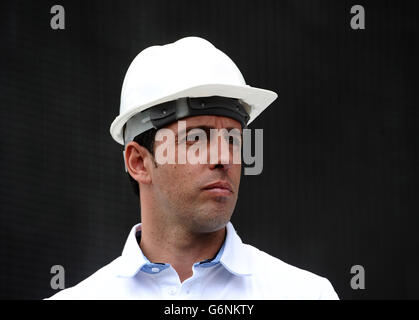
[124,96,250,146]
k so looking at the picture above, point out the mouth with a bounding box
[201,180,233,196]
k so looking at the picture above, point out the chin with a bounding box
[189,207,233,234]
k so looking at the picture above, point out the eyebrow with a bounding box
[176,125,242,137]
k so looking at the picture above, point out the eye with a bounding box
[187,135,200,144]
[228,135,241,146]
[186,129,208,144]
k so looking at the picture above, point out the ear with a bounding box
[125,141,153,185]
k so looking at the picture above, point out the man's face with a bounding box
[149,115,242,233]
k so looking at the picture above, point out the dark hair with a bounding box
[127,128,158,196]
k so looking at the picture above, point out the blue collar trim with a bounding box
[135,230,225,274]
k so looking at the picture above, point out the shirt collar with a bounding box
[115,222,252,278]
[220,222,253,276]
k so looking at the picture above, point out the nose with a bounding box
[208,131,233,171]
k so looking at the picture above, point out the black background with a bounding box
[0,0,418,299]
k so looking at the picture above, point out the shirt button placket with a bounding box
[168,286,177,296]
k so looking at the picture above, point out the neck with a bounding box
[139,221,226,282]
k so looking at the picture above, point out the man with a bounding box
[48,37,339,299]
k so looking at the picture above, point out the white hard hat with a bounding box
[110,36,278,145]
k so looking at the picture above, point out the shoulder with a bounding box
[45,257,124,300]
[244,244,339,300]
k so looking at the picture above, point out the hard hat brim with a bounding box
[110,83,278,145]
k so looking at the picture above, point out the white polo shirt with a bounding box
[48,222,339,300]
